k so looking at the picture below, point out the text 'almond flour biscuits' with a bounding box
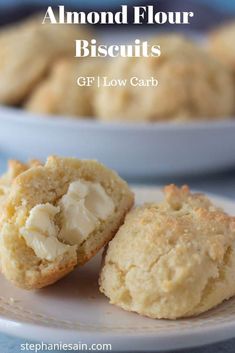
[99,185,235,319]
[0,15,91,105]
[25,58,105,118]
[94,35,235,122]
[0,156,134,290]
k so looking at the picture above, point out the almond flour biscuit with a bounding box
[25,58,104,117]
[0,159,41,270]
[0,156,134,289]
[209,22,235,72]
[99,185,235,319]
[0,27,53,105]
[0,159,41,212]
[24,14,91,59]
[95,35,234,122]
[0,15,91,105]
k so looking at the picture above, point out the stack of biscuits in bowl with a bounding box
[0,14,234,123]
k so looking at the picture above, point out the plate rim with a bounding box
[1,105,235,132]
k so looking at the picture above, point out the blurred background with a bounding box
[0,0,234,180]
[0,0,234,179]
[0,0,235,11]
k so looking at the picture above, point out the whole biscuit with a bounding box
[25,58,104,117]
[0,15,91,104]
[99,184,235,319]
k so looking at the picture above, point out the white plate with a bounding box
[1,186,235,352]
[0,106,235,178]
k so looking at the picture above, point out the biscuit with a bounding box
[0,159,41,212]
[209,22,235,72]
[0,159,41,270]
[0,28,53,105]
[25,58,104,117]
[0,156,134,289]
[0,15,91,105]
[24,14,91,58]
[94,35,234,122]
[99,185,235,319]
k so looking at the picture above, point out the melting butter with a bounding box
[20,203,75,261]
[19,181,115,260]
[59,180,115,245]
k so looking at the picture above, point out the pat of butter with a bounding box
[24,203,59,237]
[20,203,75,261]
[59,180,115,246]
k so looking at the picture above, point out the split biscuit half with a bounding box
[0,156,134,289]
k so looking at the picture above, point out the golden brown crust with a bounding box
[0,159,41,211]
[99,184,235,319]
